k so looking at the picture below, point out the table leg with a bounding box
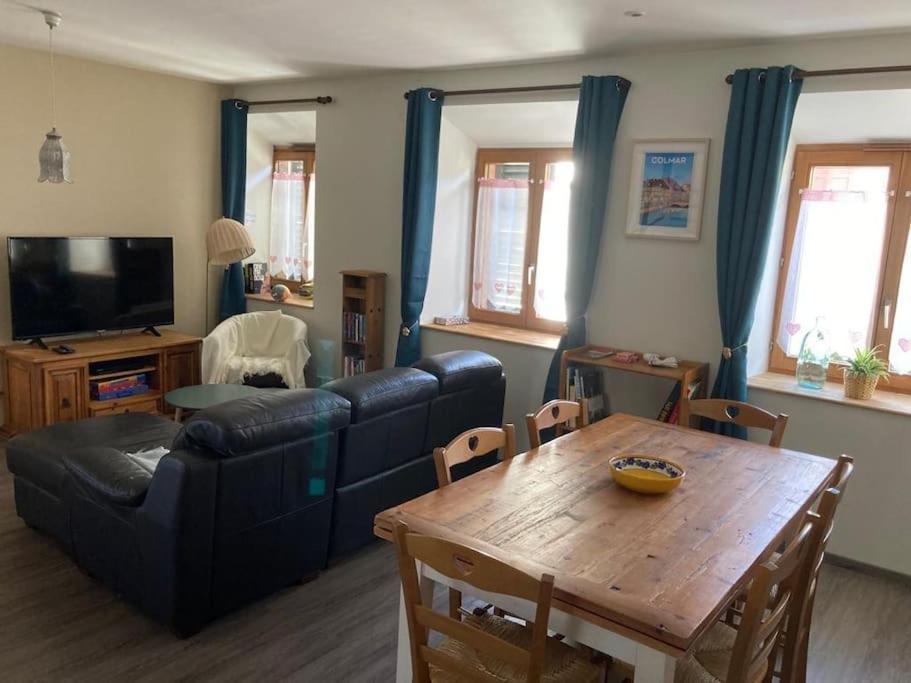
[174,407,183,423]
[396,560,435,683]
[634,643,676,682]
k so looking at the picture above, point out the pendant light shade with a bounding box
[38,127,72,183]
[37,11,71,184]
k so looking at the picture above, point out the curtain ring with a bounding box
[234,100,248,110]
[428,90,440,102]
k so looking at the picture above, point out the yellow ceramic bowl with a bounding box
[609,455,686,494]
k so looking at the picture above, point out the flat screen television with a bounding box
[8,236,174,342]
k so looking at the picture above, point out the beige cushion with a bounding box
[675,622,738,683]
[430,612,601,682]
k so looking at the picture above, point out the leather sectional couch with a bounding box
[5,350,505,635]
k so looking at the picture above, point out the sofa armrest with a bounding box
[63,447,152,507]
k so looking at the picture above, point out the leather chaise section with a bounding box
[63,447,153,507]
[413,350,504,393]
[322,367,438,422]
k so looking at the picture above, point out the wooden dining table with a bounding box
[374,413,837,682]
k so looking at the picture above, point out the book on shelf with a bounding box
[243,262,267,294]
[565,365,607,428]
[657,378,703,424]
[343,354,365,377]
[343,312,367,343]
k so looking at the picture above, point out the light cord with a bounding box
[48,25,57,129]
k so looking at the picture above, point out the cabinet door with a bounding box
[5,360,35,434]
[44,367,85,425]
[164,345,200,393]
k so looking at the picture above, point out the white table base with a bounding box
[395,561,677,682]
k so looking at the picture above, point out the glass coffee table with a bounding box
[165,383,262,422]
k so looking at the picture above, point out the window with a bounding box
[469,148,572,333]
[269,147,315,284]
[771,145,911,392]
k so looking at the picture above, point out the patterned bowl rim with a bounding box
[608,454,686,480]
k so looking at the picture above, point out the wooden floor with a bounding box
[2,450,910,682]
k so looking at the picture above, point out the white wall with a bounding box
[244,127,274,262]
[236,32,911,574]
[423,117,477,320]
[0,43,224,339]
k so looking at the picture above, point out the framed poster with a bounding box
[626,140,709,241]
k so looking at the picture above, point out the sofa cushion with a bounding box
[6,412,180,497]
[173,388,350,458]
[322,367,438,423]
[413,350,503,394]
[64,447,153,507]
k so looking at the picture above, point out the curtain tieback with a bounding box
[721,343,747,360]
[400,321,418,337]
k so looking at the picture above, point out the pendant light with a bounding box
[37,10,72,184]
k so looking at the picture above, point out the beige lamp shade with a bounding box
[207,217,255,265]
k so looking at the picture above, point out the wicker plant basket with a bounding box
[843,371,879,400]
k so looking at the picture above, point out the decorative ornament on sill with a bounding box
[37,10,72,184]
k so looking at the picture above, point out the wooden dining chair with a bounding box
[433,425,517,488]
[525,400,588,449]
[433,425,517,618]
[780,454,855,682]
[674,513,820,683]
[686,398,789,447]
[392,521,602,683]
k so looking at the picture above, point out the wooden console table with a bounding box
[560,345,709,429]
[1,330,201,435]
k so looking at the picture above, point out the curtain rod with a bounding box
[724,65,911,84]
[236,96,333,107]
[403,79,631,100]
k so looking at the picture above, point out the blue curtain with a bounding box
[394,88,444,367]
[711,66,802,438]
[219,98,249,322]
[543,76,630,402]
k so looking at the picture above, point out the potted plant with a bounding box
[843,346,889,400]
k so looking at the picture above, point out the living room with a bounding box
[2,2,911,681]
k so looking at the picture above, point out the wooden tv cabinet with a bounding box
[1,330,201,435]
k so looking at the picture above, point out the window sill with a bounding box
[245,292,315,309]
[748,371,911,418]
[421,321,560,351]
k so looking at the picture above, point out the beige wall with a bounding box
[237,32,911,574]
[0,43,225,342]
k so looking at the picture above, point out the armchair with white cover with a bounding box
[202,310,310,389]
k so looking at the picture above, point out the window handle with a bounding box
[883,298,893,329]
[527,264,536,286]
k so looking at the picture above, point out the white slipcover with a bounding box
[202,310,310,389]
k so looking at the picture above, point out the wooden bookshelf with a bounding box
[559,345,709,429]
[341,270,386,377]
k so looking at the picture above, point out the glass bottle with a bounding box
[796,317,830,390]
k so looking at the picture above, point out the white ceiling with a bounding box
[248,110,317,145]
[444,101,577,147]
[1,1,910,83]
[791,89,911,144]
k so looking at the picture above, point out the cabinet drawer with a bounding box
[90,397,160,417]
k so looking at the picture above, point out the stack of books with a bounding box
[343,312,367,343]
[565,365,606,427]
[91,373,150,401]
[343,355,365,377]
[657,379,703,424]
[242,262,268,294]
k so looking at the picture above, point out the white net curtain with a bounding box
[269,158,315,282]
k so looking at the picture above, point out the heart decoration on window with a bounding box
[785,322,801,336]
[494,281,504,293]
[506,283,516,295]
[269,256,277,263]
[899,338,911,353]
[473,282,482,291]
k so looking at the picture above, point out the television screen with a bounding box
[8,237,174,341]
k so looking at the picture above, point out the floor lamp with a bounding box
[206,218,256,332]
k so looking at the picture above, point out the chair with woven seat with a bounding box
[685,398,788,447]
[434,425,517,618]
[392,521,603,683]
[525,400,588,449]
[673,512,819,683]
[780,454,855,682]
